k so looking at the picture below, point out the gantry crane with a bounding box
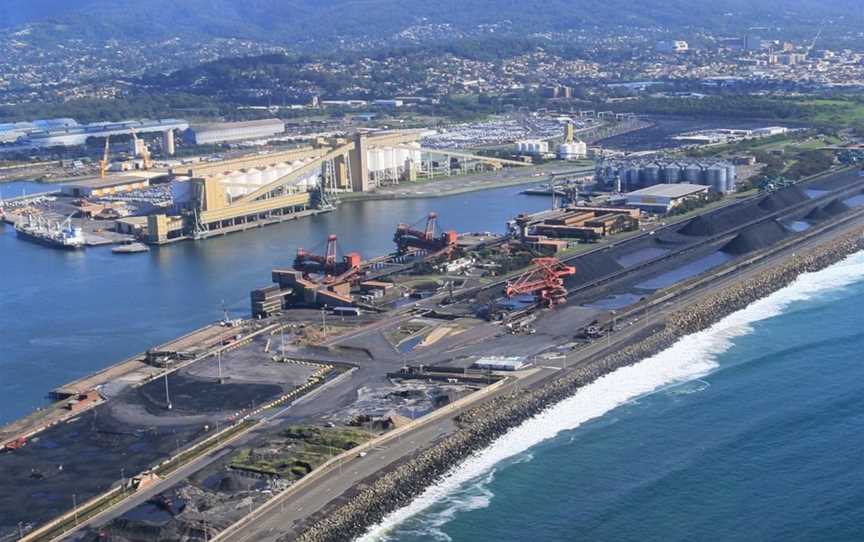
[504,257,576,308]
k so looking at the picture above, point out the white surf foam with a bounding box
[358,250,864,542]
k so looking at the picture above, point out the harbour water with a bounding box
[0,183,549,424]
[363,251,864,542]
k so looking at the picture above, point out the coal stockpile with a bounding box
[805,206,831,221]
[757,185,809,212]
[137,373,283,416]
[823,199,850,216]
[563,252,623,288]
[294,225,864,542]
[679,202,765,237]
[722,220,790,255]
[0,409,205,538]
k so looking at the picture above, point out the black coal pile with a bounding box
[564,252,623,288]
[823,199,850,216]
[679,202,764,237]
[757,185,809,212]
[722,220,790,255]
[805,206,830,221]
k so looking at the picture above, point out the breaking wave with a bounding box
[358,251,864,542]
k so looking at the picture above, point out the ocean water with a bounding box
[363,251,864,542]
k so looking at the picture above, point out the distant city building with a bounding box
[656,40,689,54]
[751,126,789,137]
[11,119,187,148]
[373,99,404,108]
[516,139,550,156]
[778,53,807,66]
[541,85,573,98]
[184,119,285,145]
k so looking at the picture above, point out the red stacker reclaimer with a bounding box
[393,212,458,259]
[504,257,576,308]
[293,234,363,285]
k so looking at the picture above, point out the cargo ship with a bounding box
[15,214,86,250]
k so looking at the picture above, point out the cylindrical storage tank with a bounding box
[643,164,660,186]
[684,164,702,184]
[223,172,246,199]
[244,168,263,187]
[663,163,682,183]
[261,167,280,184]
[625,167,640,189]
[725,163,737,192]
[576,141,587,156]
[706,165,727,193]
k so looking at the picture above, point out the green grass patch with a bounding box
[229,425,372,481]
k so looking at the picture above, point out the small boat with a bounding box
[112,241,150,254]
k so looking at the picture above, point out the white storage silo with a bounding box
[706,165,728,193]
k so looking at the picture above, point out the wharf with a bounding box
[49,324,228,400]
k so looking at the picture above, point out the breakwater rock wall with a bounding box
[293,227,864,542]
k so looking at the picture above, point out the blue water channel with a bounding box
[0,182,552,424]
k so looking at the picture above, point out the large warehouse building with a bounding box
[184,119,286,145]
[625,183,709,213]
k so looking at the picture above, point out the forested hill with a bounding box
[0,0,858,44]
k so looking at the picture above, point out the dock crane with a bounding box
[504,257,576,308]
[393,212,458,258]
[99,135,111,178]
[294,234,363,284]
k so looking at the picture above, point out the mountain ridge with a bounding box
[0,0,859,45]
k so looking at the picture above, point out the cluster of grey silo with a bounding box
[596,159,737,194]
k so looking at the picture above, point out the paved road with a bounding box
[220,368,558,542]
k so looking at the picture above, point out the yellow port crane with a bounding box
[99,135,111,178]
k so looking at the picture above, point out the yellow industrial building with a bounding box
[147,130,525,244]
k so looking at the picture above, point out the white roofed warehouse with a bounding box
[625,183,709,214]
[184,119,286,145]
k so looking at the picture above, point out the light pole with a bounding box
[164,372,172,410]
[217,351,223,384]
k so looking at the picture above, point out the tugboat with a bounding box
[15,214,86,250]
